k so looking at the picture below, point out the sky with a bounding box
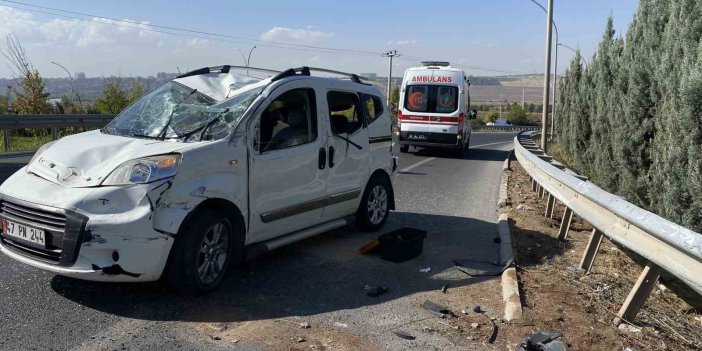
[0,0,639,79]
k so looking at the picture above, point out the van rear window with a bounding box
[404,85,458,113]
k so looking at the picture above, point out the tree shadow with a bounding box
[50,211,502,323]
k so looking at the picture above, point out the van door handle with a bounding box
[328,146,335,168]
[318,148,326,170]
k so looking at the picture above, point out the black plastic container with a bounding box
[378,227,427,263]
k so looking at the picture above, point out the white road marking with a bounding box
[399,140,513,173]
[400,157,436,173]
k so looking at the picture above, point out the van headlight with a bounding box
[102,154,182,186]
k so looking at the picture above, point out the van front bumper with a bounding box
[0,170,174,282]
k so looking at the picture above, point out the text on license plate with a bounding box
[2,219,45,246]
[408,134,427,140]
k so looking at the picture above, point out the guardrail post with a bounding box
[545,193,555,218]
[557,207,573,240]
[579,228,603,273]
[3,129,9,152]
[614,262,662,325]
[538,185,545,198]
[531,179,537,192]
[51,127,58,141]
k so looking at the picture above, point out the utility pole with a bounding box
[540,0,554,151]
[383,50,399,108]
[521,81,529,108]
[551,41,558,140]
[499,86,504,119]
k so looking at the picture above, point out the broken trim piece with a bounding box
[91,264,141,278]
[260,189,360,223]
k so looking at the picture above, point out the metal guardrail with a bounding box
[0,114,115,152]
[472,125,541,132]
[514,131,702,325]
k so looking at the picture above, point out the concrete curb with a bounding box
[498,148,523,321]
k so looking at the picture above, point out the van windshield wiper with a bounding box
[158,88,198,141]
[177,108,230,141]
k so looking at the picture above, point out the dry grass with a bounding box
[504,161,702,350]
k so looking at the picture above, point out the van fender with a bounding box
[150,175,247,235]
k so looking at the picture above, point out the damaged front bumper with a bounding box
[0,169,174,282]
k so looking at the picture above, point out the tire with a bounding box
[357,176,391,232]
[166,209,237,295]
[400,145,409,153]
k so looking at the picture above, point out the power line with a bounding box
[0,0,382,57]
[0,0,532,75]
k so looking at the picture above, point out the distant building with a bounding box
[361,73,377,80]
[75,72,86,80]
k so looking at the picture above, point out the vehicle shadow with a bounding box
[50,211,502,323]
[407,147,509,162]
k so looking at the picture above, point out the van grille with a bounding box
[0,198,87,266]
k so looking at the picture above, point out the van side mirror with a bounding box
[331,115,349,135]
[469,110,478,120]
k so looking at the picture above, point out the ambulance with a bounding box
[397,62,475,154]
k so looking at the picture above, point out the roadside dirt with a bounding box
[189,276,509,350]
[505,160,702,350]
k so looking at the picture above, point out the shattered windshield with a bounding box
[103,81,262,142]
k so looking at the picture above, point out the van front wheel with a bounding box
[357,177,391,232]
[166,209,235,295]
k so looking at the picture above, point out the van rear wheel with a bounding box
[357,176,391,232]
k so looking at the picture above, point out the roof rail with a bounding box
[177,65,282,79]
[178,65,370,85]
[271,66,370,85]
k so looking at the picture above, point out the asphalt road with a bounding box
[0,132,516,351]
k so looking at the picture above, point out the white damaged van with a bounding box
[397,62,476,155]
[0,66,397,293]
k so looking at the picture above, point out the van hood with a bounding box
[26,130,197,188]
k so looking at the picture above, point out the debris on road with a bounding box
[441,284,449,293]
[294,337,306,343]
[421,300,456,318]
[515,331,568,351]
[364,285,389,297]
[617,324,642,334]
[419,267,431,273]
[392,330,416,340]
[452,259,512,277]
[473,305,482,313]
[333,322,348,328]
[299,322,311,329]
[470,322,480,329]
[517,204,531,211]
[359,238,380,254]
[378,228,427,262]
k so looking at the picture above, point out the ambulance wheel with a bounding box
[400,145,409,153]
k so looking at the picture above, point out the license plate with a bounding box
[2,219,45,247]
[408,134,427,141]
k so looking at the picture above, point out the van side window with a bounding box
[258,88,317,153]
[363,95,384,124]
[327,91,363,134]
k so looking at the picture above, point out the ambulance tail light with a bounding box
[395,110,402,134]
[458,113,465,134]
